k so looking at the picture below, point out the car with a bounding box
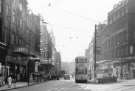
[64,74,70,80]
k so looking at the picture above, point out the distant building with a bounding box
[88,39,95,80]
[40,22,53,63]
[40,22,49,62]
[54,51,61,76]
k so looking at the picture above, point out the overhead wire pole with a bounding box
[94,24,97,81]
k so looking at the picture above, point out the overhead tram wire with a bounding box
[55,6,98,23]
[47,0,98,23]
[46,0,98,31]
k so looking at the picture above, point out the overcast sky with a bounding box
[28,0,120,62]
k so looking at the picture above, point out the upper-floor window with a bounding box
[19,3,22,11]
[12,10,15,23]
[125,7,128,13]
[0,0,1,13]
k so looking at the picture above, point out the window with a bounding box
[125,46,128,56]
[0,0,1,13]
[11,34,15,44]
[20,19,22,27]
[125,7,128,13]
[12,10,15,23]
[121,7,125,16]
[19,3,22,11]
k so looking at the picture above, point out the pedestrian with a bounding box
[12,75,16,87]
[8,75,12,88]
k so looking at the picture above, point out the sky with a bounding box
[28,0,120,62]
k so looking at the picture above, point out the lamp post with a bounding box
[94,24,97,81]
[4,0,12,82]
[27,60,30,86]
[27,29,31,86]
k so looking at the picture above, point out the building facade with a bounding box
[87,0,135,80]
[101,0,135,79]
[40,21,61,78]
[0,0,8,64]
[96,23,107,61]
[2,0,40,82]
[40,22,53,63]
[54,51,61,76]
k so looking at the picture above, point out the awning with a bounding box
[12,47,39,57]
[13,47,29,56]
[29,57,40,62]
[6,56,28,66]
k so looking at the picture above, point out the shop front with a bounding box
[5,47,30,82]
[0,42,8,85]
[5,46,40,83]
[0,42,7,65]
[6,56,28,82]
[113,57,135,80]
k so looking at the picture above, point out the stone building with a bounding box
[85,40,94,80]
[96,23,107,61]
[2,0,40,81]
[99,0,135,79]
[88,0,135,80]
[40,22,53,63]
[54,51,61,76]
[0,0,8,65]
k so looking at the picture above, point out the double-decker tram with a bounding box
[75,56,89,83]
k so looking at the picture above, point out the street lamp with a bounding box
[94,24,97,81]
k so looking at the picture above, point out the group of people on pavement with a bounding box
[7,73,16,88]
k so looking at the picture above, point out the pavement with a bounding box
[0,81,45,91]
[0,82,27,91]
[1,79,135,91]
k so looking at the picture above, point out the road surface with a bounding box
[10,79,135,91]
